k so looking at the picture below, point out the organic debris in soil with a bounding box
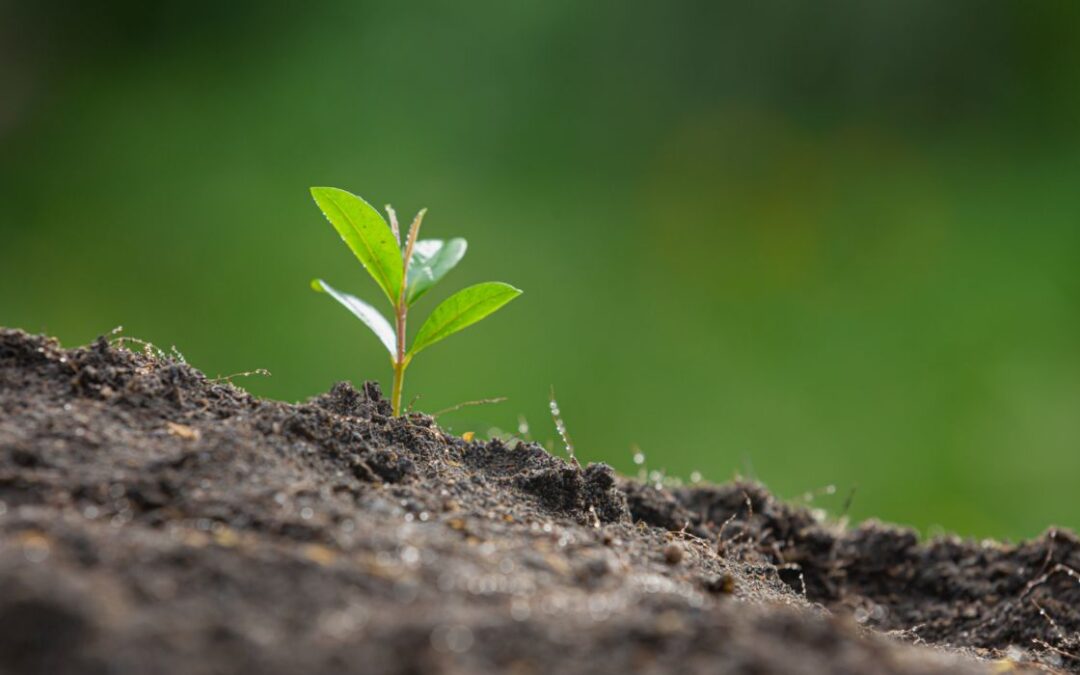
[0,328,1076,674]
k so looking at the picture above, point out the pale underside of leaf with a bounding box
[409,281,522,357]
[310,187,403,305]
[312,278,397,357]
[406,238,468,305]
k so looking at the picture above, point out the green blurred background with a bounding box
[2,1,1079,540]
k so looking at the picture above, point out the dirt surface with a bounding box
[1,327,1077,674]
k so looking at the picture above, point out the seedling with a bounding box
[309,187,522,416]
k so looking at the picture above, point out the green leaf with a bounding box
[406,238,468,305]
[310,187,403,305]
[311,279,397,357]
[408,282,522,357]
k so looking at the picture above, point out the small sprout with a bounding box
[432,396,508,418]
[631,445,647,480]
[548,386,577,465]
[309,187,522,416]
[210,368,272,384]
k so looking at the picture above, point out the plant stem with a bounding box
[390,208,425,417]
[391,302,407,416]
[391,358,406,417]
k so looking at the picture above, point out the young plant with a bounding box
[309,187,522,417]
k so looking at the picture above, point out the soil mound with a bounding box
[1,328,1076,673]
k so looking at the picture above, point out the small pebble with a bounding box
[663,542,684,565]
[704,573,736,595]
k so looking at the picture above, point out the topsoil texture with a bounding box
[1,327,1078,675]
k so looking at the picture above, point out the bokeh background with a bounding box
[2,1,1079,540]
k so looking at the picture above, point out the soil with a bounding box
[1,327,1077,674]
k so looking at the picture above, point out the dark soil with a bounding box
[1,327,1077,674]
